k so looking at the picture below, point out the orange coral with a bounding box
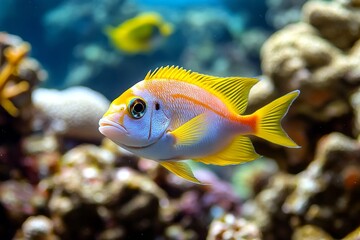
[0,43,30,117]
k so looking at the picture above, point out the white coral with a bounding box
[32,86,110,141]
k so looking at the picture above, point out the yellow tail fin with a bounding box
[253,90,300,148]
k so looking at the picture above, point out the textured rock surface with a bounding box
[303,0,360,50]
[252,0,360,172]
[242,133,360,240]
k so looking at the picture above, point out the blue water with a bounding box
[135,0,225,8]
[0,0,274,99]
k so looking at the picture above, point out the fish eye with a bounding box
[128,98,147,119]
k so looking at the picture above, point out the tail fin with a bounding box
[253,90,300,148]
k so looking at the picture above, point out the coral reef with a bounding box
[238,1,360,239]
[2,1,360,239]
[1,132,242,239]
[39,143,167,239]
[249,0,360,172]
[240,133,360,239]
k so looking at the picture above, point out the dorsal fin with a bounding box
[144,65,259,114]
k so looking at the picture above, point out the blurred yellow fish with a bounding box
[104,12,173,54]
[99,66,300,184]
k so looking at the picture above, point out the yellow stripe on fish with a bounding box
[99,66,300,184]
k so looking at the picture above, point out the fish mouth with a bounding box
[99,118,162,150]
[99,118,128,134]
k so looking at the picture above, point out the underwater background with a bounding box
[0,0,360,239]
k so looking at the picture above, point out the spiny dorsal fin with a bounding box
[144,65,259,114]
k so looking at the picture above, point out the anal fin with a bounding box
[160,161,202,184]
[194,135,260,166]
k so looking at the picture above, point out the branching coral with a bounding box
[0,43,30,117]
[0,32,46,127]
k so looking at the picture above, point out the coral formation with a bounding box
[0,41,30,117]
[249,0,360,171]
[241,133,360,239]
[1,132,242,239]
[0,33,46,184]
[207,214,261,240]
[40,143,167,239]
[32,86,110,142]
[0,32,46,121]
[303,0,360,50]
[239,1,360,239]
[18,215,58,240]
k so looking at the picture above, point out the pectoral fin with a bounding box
[160,161,202,184]
[170,114,207,146]
[194,135,260,166]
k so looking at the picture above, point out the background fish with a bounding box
[99,65,300,183]
[104,12,173,54]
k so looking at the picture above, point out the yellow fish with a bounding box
[99,66,300,184]
[104,12,173,54]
